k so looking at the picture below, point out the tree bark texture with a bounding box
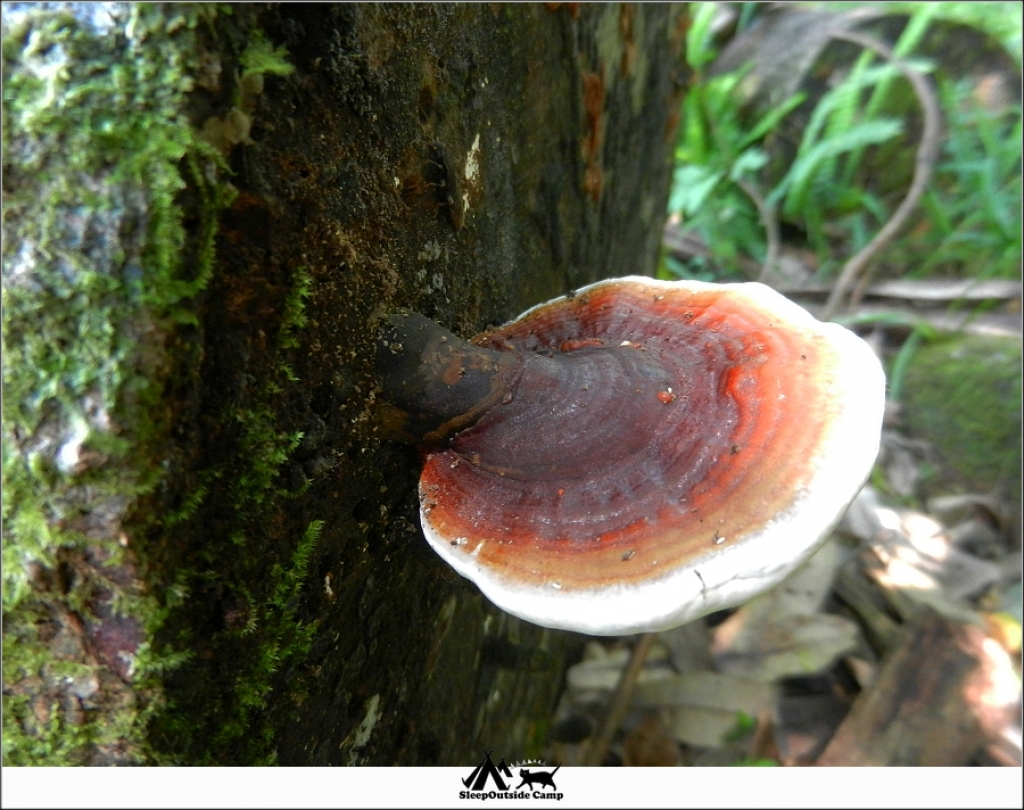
[2,2,687,765]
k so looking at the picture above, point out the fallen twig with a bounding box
[583,632,657,766]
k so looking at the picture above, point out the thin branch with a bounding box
[583,632,657,767]
[849,258,878,310]
[820,28,943,321]
[748,709,777,762]
[736,177,782,285]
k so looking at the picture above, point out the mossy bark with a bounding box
[902,333,1022,498]
[2,3,687,765]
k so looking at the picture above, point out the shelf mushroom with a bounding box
[375,276,885,635]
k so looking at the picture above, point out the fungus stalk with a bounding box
[375,311,521,445]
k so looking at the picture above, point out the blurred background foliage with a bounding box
[662,1,1022,286]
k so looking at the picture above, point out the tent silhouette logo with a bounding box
[462,750,513,791]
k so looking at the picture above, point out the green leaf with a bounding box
[772,119,904,217]
[677,91,711,164]
[738,91,806,152]
[729,148,767,181]
[686,3,721,71]
[668,165,724,216]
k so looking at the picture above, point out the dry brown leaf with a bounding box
[622,714,683,767]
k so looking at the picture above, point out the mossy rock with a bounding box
[902,332,1022,497]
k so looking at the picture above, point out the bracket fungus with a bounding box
[375,276,885,635]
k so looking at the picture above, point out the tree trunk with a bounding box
[2,2,687,765]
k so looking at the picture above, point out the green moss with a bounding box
[168,519,321,764]
[903,333,1022,495]
[3,696,95,766]
[243,519,321,706]
[1,4,229,765]
[239,29,296,79]
[2,1,317,764]
[278,266,314,351]
[147,258,322,764]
